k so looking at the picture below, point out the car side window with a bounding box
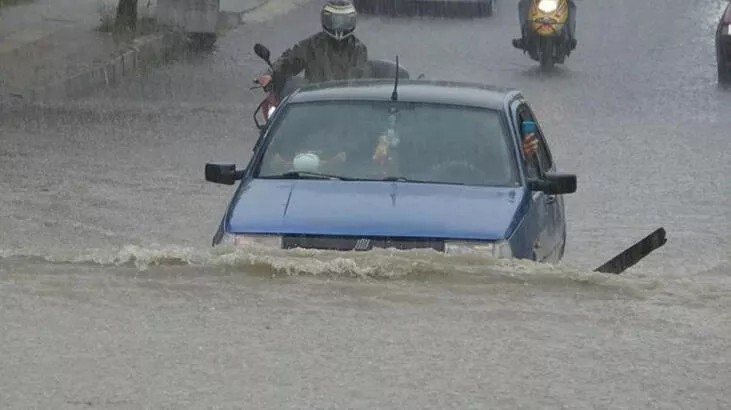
[520,105,555,174]
[516,106,542,179]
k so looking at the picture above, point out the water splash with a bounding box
[0,243,655,287]
[2,245,729,303]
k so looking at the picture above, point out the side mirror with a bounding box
[205,162,245,185]
[253,43,271,65]
[528,173,577,195]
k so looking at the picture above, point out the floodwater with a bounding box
[1,0,730,408]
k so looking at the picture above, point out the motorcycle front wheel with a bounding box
[539,38,554,71]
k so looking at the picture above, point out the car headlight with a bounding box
[219,233,282,248]
[444,240,513,259]
[538,0,558,13]
[267,106,276,118]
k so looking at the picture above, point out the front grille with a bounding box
[282,235,445,252]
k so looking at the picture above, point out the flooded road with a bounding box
[1,0,730,407]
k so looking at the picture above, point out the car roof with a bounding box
[285,79,522,110]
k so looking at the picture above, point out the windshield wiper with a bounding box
[261,171,352,180]
[261,173,465,185]
[381,176,466,185]
[381,176,415,182]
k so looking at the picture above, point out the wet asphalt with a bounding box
[1,0,730,408]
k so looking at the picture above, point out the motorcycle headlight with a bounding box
[267,106,277,118]
[444,240,513,259]
[538,0,558,13]
[219,233,282,248]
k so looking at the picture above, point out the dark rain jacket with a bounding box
[270,31,369,89]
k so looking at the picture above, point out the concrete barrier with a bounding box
[27,30,188,102]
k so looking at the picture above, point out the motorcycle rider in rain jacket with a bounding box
[258,0,369,91]
[513,0,577,51]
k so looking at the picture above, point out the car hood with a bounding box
[225,179,526,240]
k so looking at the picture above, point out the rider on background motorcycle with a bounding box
[258,0,369,91]
[512,0,577,50]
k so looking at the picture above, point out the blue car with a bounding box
[205,79,577,263]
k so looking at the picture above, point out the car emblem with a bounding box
[353,238,372,251]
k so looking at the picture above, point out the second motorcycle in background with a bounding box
[512,0,577,71]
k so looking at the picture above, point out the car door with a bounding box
[519,104,565,260]
[514,103,562,261]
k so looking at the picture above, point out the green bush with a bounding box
[0,0,34,9]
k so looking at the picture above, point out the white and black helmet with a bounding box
[321,0,357,41]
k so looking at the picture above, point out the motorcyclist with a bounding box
[512,0,577,50]
[258,0,369,91]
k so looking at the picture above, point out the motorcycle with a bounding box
[513,0,575,71]
[249,43,303,130]
[250,42,416,130]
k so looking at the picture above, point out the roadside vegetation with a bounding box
[0,0,33,10]
[97,0,159,41]
[114,0,138,33]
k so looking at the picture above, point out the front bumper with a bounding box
[217,233,514,259]
[283,234,446,252]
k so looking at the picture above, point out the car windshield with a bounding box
[255,100,520,187]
